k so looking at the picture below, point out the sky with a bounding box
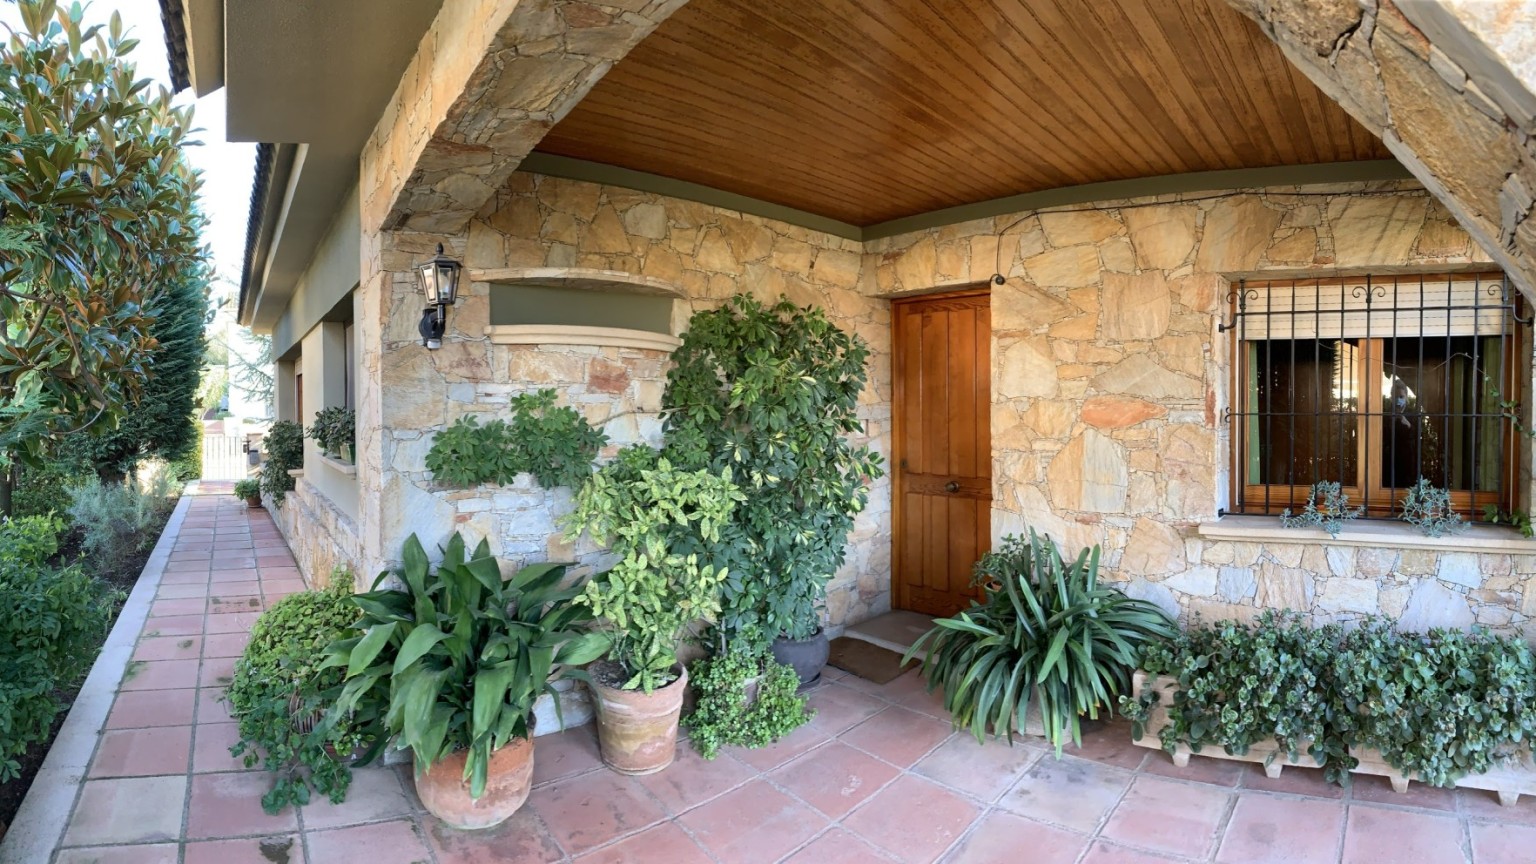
[0,0,256,289]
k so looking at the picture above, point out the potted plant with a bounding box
[684,649,812,759]
[233,478,262,509]
[323,534,607,829]
[906,530,1177,751]
[563,444,743,774]
[306,406,355,463]
[260,420,305,504]
[661,295,884,686]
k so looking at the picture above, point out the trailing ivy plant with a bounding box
[661,295,884,652]
[907,531,1177,752]
[425,389,607,490]
[1399,478,1468,537]
[228,575,366,814]
[306,407,355,461]
[1483,505,1534,538]
[1278,481,1362,538]
[684,650,812,759]
[260,421,305,505]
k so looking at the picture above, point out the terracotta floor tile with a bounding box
[198,655,238,688]
[305,820,434,864]
[186,771,299,839]
[1238,763,1345,799]
[55,845,180,864]
[781,827,898,864]
[575,821,714,863]
[206,611,262,634]
[160,569,210,584]
[944,810,1089,864]
[90,726,192,778]
[841,706,953,768]
[998,756,1133,832]
[192,722,250,773]
[425,807,566,864]
[1141,749,1247,786]
[634,737,756,813]
[263,578,309,598]
[1469,820,1536,863]
[156,582,210,599]
[184,836,307,864]
[208,594,264,614]
[1341,805,1467,864]
[196,687,235,723]
[301,766,415,829]
[1062,718,1149,770]
[532,768,667,855]
[1079,841,1194,863]
[132,635,202,663]
[532,726,603,786]
[1216,793,1344,863]
[1100,775,1232,859]
[207,579,262,596]
[913,734,1043,803]
[211,557,258,570]
[209,568,261,583]
[725,717,832,772]
[149,597,206,617]
[805,682,888,735]
[106,689,197,729]
[142,615,204,637]
[260,566,304,581]
[62,776,187,845]
[769,740,899,818]
[1349,773,1459,812]
[120,659,201,693]
[677,779,825,864]
[203,632,252,659]
[1458,787,1536,825]
[842,774,980,863]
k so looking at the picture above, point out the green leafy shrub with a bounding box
[563,444,743,692]
[12,458,91,518]
[425,389,607,489]
[1121,615,1536,787]
[1400,478,1467,537]
[661,295,885,651]
[0,514,120,781]
[325,535,608,799]
[260,420,304,504]
[1122,611,1342,775]
[1278,481,1362,538]
[306,407,355,461]
[908,531,1177,752]
[233,478,261,501]
[228,576,364,814]
[685,650,812,759]
[65,473,177,569]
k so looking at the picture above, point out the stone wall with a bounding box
[871,178,1536,636]
[369,173,894,634]
[267,474,362,588]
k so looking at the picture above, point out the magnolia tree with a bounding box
[0,1,206,511]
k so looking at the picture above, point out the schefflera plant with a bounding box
[322,534,609,798]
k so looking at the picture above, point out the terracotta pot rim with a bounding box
[588,661,688,696]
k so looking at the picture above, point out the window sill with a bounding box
[318,453,357,476]
[485,324,680,352]
[1198,515,1536,554]
[286,469,305,478]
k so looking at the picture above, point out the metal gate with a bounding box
[200,434,246,481]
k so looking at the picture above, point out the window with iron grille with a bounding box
[1225,272,1528,521]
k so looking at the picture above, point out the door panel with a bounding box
[892,291,992,617]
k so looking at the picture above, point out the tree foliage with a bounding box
[0,0,206,463]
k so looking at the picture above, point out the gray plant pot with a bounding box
[771,628,829,689]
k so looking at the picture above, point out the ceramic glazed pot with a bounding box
[414,736,535,830]
[589,662,688,775]
[771,628,830,688]
[244,495,262,509]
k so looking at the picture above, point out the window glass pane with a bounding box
[1380,335,1500,492]
[1247,339,1359,486]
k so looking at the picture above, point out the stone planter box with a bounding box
[1133,671,1536,805]
[1130,671,1323,778]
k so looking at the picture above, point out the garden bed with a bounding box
[0,492,180,835]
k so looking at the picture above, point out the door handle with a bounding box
[945,481,960,494]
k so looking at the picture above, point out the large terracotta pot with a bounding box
[589,662,688,775]
[772,628,829,689]
[414,736,535,830]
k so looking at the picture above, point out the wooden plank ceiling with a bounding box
[535,0,1389,227]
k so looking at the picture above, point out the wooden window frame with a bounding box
[1228,273,1525,521]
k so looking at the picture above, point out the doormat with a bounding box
[827,637,913,685]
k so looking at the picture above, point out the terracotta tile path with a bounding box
[20,486,1536,863]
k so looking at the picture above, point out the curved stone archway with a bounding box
[1226,0,1536,298]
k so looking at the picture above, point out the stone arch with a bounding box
[1226,0,1536,299]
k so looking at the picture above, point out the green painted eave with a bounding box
[518,152,1414,243]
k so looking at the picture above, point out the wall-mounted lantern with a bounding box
[415,243,463,350]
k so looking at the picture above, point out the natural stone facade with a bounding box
[268,474,362,588]
[1227,0,1536,300]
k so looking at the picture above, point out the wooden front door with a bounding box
[892,290,992,617]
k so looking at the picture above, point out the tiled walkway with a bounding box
[26,486,1536,863]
